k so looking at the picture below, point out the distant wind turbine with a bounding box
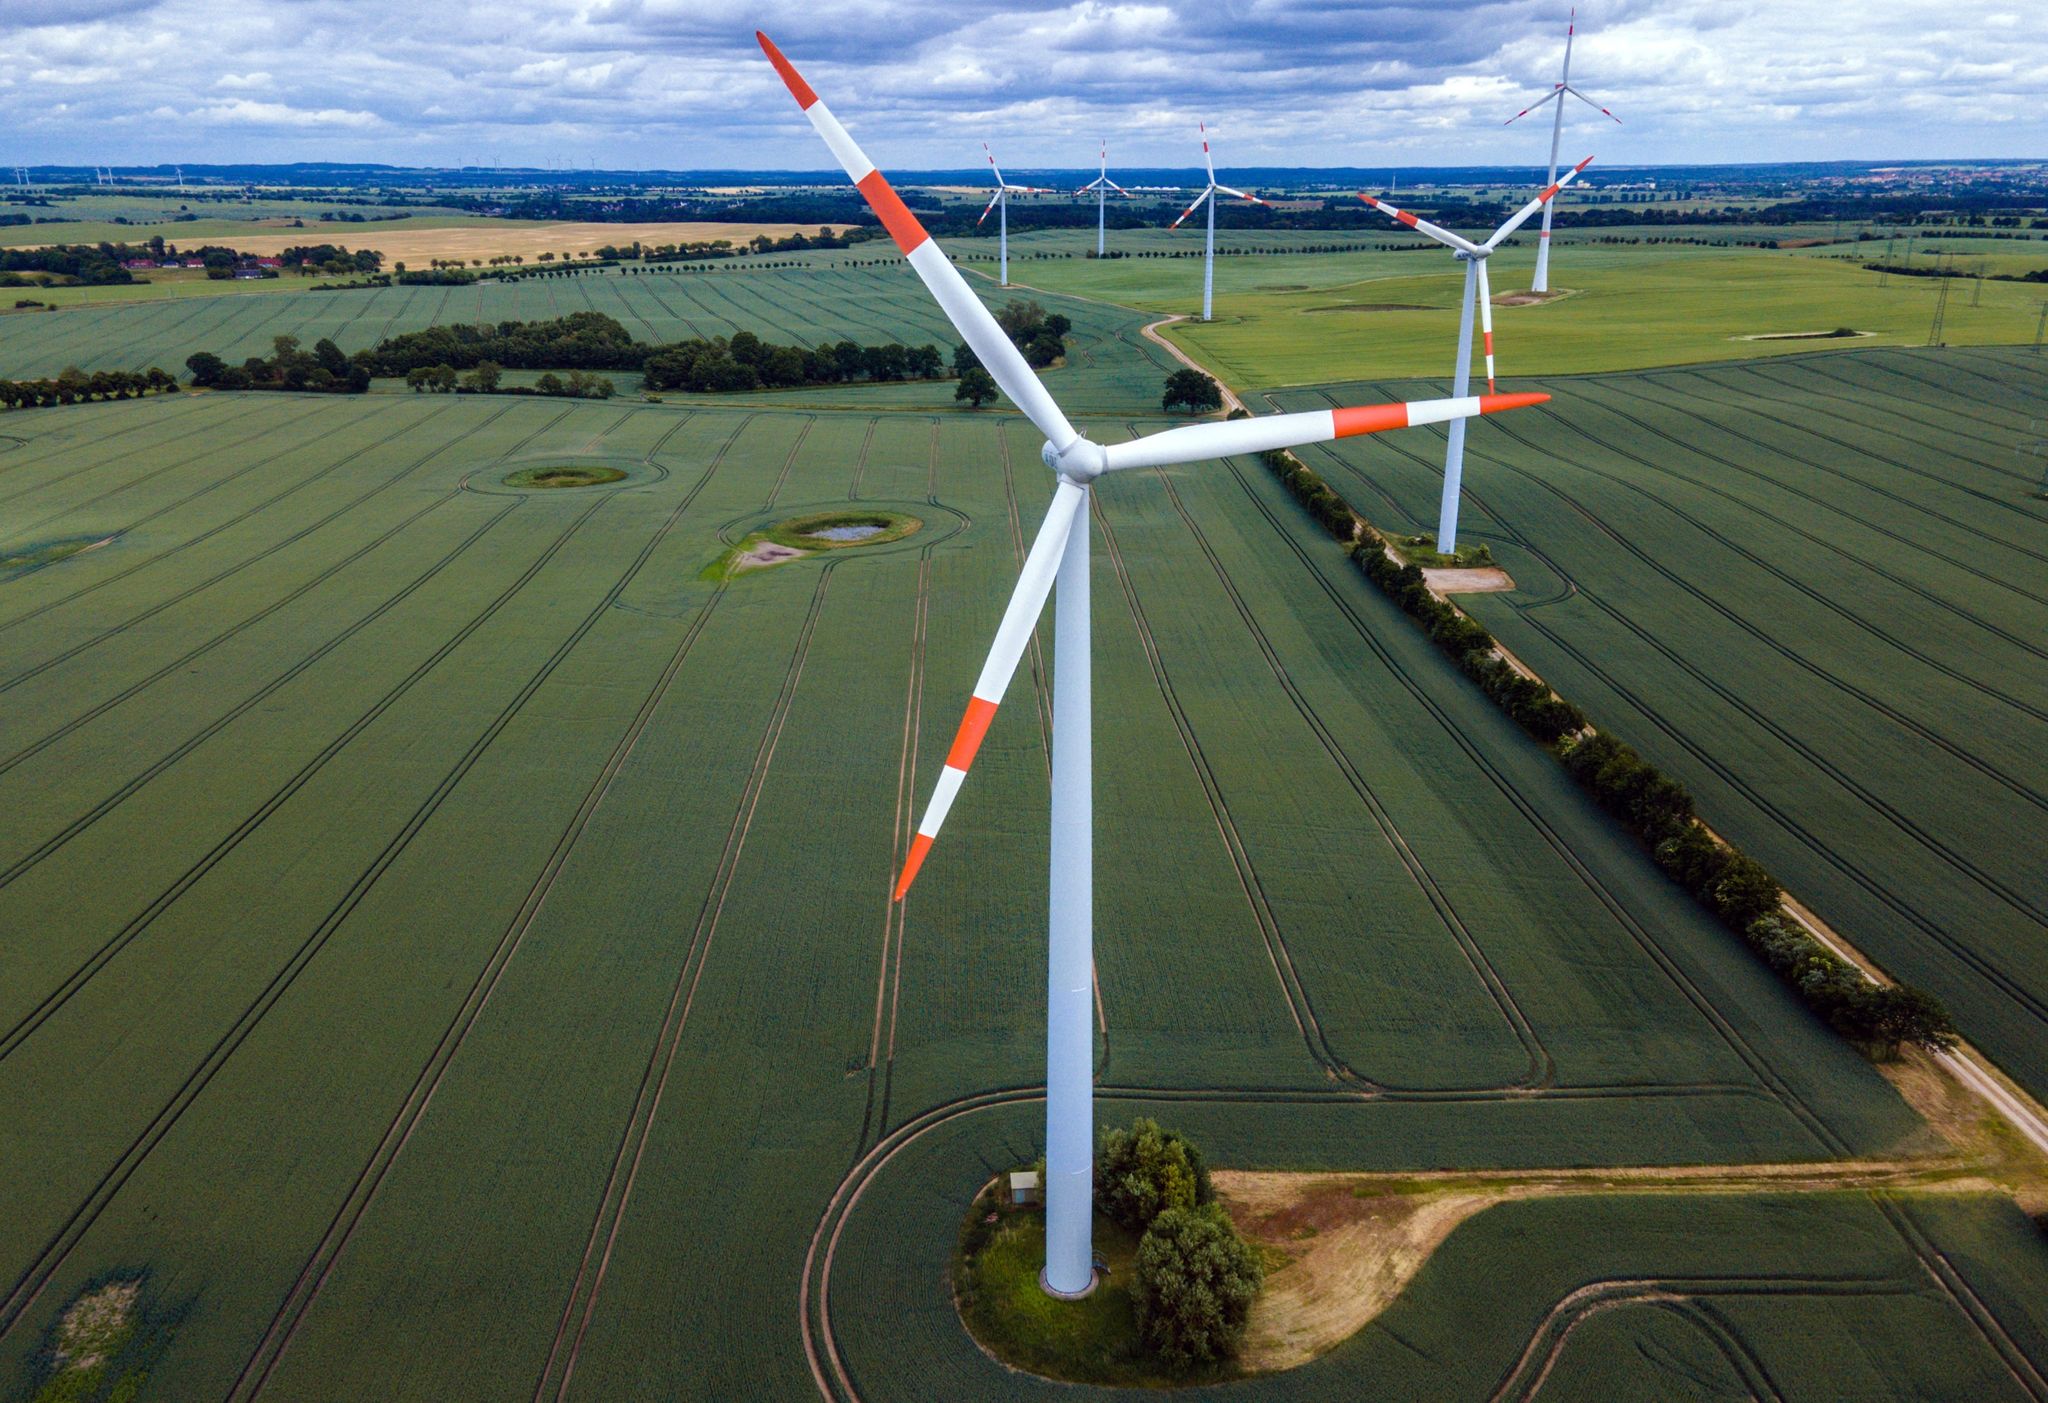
[1504,7,1621,293]
[1074,142,1129,257]
[1359,157,1593,552]
[979,142,1050,287]
[1168,123,1266,322]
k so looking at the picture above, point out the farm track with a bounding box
[534,566,836,1403]
[0,398,494,669]
[227,414,723,1402]
[1126,444,1553,1089]
[0,476,645,1341]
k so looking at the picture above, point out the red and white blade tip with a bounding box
[757,32,817,109]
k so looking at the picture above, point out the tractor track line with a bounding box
[0,391,240,494]
[1476,413,2048,787]
[536,565,835,1403]
[0,477,652,1340]
[229,423,727,1403]
[0,396,341,562]
[1506,385,2048,662]
[0,399,536,689]
[1214,453,1846,1152]
[1130,445,1553,1089]
[0,487,463,777]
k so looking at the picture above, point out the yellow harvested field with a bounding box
[218,219,830,264]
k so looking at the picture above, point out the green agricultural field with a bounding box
[4,370,2016,1399]
[940,228,2046,381]
[1263,347,2048,1106]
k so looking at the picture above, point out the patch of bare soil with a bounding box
[1493,288,1574,307]
[53,1279,138,1371]
[1304,301,1430,313]
[732,541,805,572]
[1424,565,1515,594]
[1737,329,1873,341]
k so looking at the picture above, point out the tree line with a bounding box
[186,337,370,394]
[1248,433,1959,1060]
[1,366,178,410]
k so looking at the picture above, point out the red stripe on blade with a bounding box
[894,833,934,901]
[945,697,998,771]
[756,32,818,110]
[1396,210,1418,228]
[1479,392,1550,415]
[1331,404,1410,437]
[856,169,930,255]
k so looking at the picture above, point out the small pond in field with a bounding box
[807,524,886,542]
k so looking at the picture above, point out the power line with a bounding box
[1927,254,1950,347]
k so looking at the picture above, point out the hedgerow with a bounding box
[1251,442,1957,1060]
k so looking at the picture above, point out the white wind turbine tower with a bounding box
[1359,157,1593,553]
[760,29,1550,1300]
[1504,7,1621,293]
[1169,123,1266,322]
[1075,141,1129,257]
[979,142,1050,287]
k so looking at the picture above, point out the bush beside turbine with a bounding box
[758,28,1549,1302]
[1358,158,1593,554]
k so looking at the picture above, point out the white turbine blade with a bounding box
[1483,155,1594,250]
[1357,194,1483,256]
[1100,392,1550,473]
[1169,185,1214,230]
[1200,121,1215,181]
[1565,86,1623,123]
[1503,88,1562,126]
[976,188,1004,226]
[983,141,1007,187]
[759,33,1078,450]
[894,480,1087,899]
[1106,178,1132,197]
[1561,6,1578,84]
[1214,184,1268,206]
[1477,258,1497,394]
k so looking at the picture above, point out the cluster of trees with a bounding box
[363,312,640,374]
[1563,731,1954,1057]
[643,331,942,393]
[275,243,381,276]
[1162,368,1223,415]
[404,362,615,400]
[185,336,370,394]
[0,243,145,286]
[396,268,478,285]
[1098,1120,1261,1374]
[0,366,177,410]
[1247,442,1958,1059]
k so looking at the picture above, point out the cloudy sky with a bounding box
[2,0,2043,172]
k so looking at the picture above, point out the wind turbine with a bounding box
[759,29,1549,1300]
[1359,157,1592,554]
[1504,7,1621,294]
[1169,123,1266,323]
[1075,141,1129,257]
[979,143,1049,287]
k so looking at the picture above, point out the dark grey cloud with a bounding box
[1,1,2041,169]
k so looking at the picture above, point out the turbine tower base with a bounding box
[1039,1266,1100,1301]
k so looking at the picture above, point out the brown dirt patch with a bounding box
[732,541,805,572]
[1492,288,1574,307]
[1424,565,1515,594]
[1304,301,1431,314]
